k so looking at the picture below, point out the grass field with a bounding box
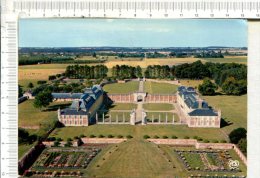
[83,140,246,177]
[144,81,178,94]
[202,94,247,134]
[19,79,41,91]
[50,124,227,141]
[201,56,247,65]
[109,103,137,110]
[179,79,203,88]
[19,100,71,128]
[143,103,174,111]
[103,81,139,94]
[18,143,36,159]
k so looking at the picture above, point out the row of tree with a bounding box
[144,61,246,95]
[111,65,142,80]
[65,65,108,79]
[194,51,224,58]
[144,65,173,79]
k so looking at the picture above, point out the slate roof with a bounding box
[188,109,218,116]
[178,86,218,117]
[59,85,103,116]
[52,93,82,99]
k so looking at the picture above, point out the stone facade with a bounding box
[177,86,221,128]
[57,85,103,126]
[108,93,176,103]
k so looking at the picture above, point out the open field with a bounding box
[83,140,246,177]
[144,81,178,94]
[19,100,71,128]
[143,103,174,111]
[179,79,203,88]
[19,68,65,80]
[50,125,227,141]
[103,81,139,94]
[19,79,41,91]
[202,94,247,134]
[201,56,247,64]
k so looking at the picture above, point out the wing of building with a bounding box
[56,85,103,126]
[177,86,221,128]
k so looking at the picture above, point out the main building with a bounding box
[57,85,103,126]
[177,86,221,128]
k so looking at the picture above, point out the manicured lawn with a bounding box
[82,140,246,177]
[179,79,203,88]
[84,139,179,177]
[18,143,35,159]
[19,79,41,91]
[50,125,135,140]
[202,94,247,134]
[109,103,137,110]
[19,100,71,128]
[50,125,227,141]
[143,103,174,111]
[144,81,178,94]
[183,152,204,169]
[103,81,139,94]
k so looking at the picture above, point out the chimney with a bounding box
[198,99,203,108]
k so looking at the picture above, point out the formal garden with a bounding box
[23,147,102,177]
[175,149,241,172]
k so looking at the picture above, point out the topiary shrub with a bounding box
[193,136,198,139]
[153,135,160,139]
[98,134,104,138]
[171,135,178,139]
[89,134,96,138]
[107,134,114,138]
[143,135,150,139]
[220,140,227,143]
[162,135,168,139]
[203,139,210,143]
[184,136,190,139]
[126,135,133,139]
[79,134,86,138]
[117,135,123,138]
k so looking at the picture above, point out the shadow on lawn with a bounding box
[44,103,71,111]
[220,118,233,128]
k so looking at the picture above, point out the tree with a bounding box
[229,127,247,144]
[93,52,97,58]
[33,90,53,110]
[222,77,247,95]
[238,138,247,155]
[48,75,56,81]
[18,85,23,97]
[28,82,34,88]
[198,78,218,95]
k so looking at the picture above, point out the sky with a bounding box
[19,19,247,48]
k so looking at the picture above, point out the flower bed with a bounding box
[32,147,101,170]
[175,149,240,172]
